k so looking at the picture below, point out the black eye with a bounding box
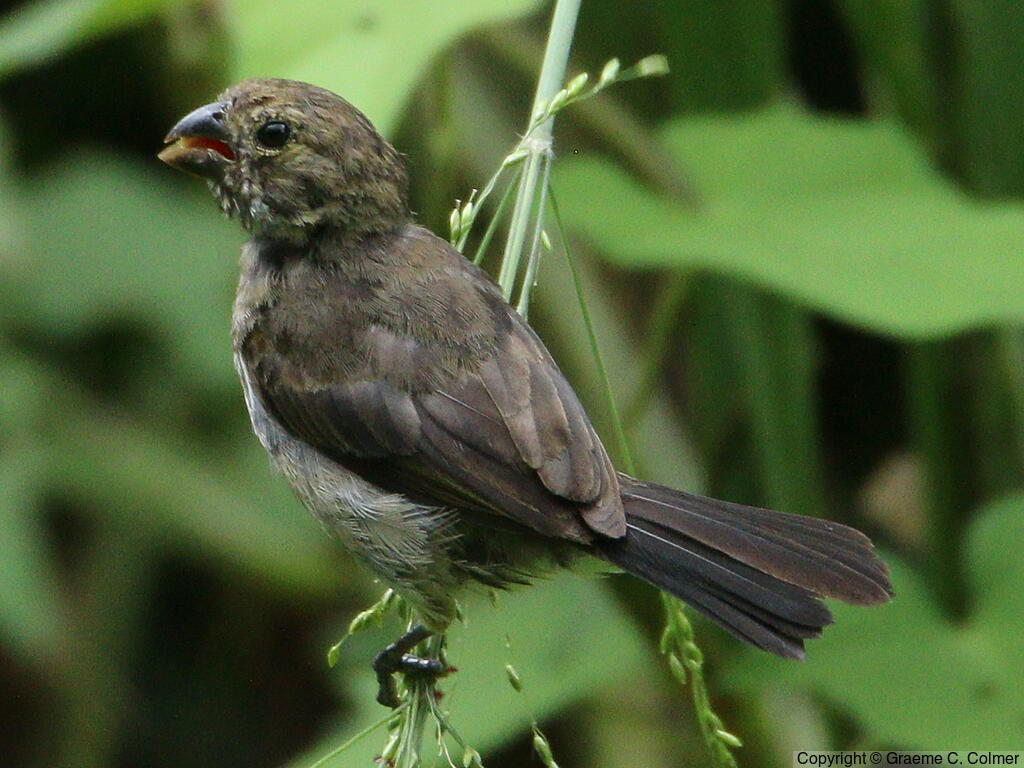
[255,121,290,149]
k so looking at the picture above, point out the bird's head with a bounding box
[159,78,409,239]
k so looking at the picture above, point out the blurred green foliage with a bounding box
[1,0,1023,766]
[558,105,1024,337]
[732,495,1024,750]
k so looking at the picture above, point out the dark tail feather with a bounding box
[597,477,893,659]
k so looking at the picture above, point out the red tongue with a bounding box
[184,136,235,160]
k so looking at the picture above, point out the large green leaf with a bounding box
[0,120,62,662]
[555,104,1024,339]
[227,0,542,133]
[0,358,64,660]
[0,0,183,77]
[8,153,241,386]
[49,396,342,597]
[725,494,1024,749]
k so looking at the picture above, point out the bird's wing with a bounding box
[245,312,625,543]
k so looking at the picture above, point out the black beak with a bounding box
[164,101,230,143]
[158,100,236,178]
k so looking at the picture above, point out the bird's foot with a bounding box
[373,624,448,708]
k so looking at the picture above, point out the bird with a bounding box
[159,78,892,707]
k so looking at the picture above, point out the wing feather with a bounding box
[239,224,624,543]
[247,320,624,543]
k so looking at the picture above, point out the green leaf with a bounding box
[555,104,1024,339]
[0,352,65,659]
[0,0,184,78]
[48,392,341,597]
[966,495,1024,659]
[228,0,542,134]
[725,494,1024,749]
[9,153,242,386]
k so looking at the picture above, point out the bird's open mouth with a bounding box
[173,135,236,161]
[158,100,235,178]
[157,136,235,178]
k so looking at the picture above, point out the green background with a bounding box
[1,0,1022,765]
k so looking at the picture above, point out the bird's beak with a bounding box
[158,100,236,179]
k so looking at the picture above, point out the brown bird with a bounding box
[159,78,892,707]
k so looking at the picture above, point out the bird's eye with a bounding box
[255,121,291,149]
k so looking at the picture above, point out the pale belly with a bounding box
[235,354,461,627]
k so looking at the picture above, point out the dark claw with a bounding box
[398,653,445,675]
[372,625,447,708]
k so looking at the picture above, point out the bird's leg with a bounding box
[373,624,446,708]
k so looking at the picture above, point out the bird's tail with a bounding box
[597,476,892,659]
